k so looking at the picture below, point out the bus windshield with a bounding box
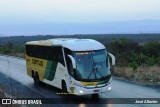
[73,50,110,81]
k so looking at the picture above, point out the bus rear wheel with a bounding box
[34,72,40,86]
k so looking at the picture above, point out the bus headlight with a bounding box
[108,87,111,91]
[79,90,84,94]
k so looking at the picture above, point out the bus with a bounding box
[25,38,115,95]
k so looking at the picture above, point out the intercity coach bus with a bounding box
[25,38,115,95]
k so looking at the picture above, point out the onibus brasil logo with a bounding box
[2,99,42,104]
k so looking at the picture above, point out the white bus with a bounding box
[26,38,115,95]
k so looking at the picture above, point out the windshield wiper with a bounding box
[87,52,95,79]
[100,74,111,81]
[87,52,103,79]
[87,64,96,79]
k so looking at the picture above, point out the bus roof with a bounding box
[26,38,105,51]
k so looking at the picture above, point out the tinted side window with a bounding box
[51,46,65,66]
[26,45,32,56]
[26,45,65,66]
[64,48,73,76]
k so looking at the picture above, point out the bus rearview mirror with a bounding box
[108,53,115,65]
[67,55,76,69]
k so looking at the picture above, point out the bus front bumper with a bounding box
[73,84,111,96]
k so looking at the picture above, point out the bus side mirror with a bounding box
[67,55,76,69]
[108,53,115,65]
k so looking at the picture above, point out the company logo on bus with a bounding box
[32,59,43,66]
[73,48,94,51]
[76,52,89,55]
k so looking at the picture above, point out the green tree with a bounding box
[106,38,140,66]
[143,41,160,57]
[6,42,13,49]
[129,61,139,72]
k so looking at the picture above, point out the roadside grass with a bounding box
[12,53,25,58]
[113,65,160,86]
[0,52,25,59]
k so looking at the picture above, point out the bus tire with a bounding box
[62,81,67,93]
[34,72,40,86]
[92,93,99,99]
[31,70,34,78]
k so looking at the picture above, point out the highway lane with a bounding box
[0,55,159,107]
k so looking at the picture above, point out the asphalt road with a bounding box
[0,55,159,107]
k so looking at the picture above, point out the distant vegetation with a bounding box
[106,38,160,85]
[0,33,160,46]
[106,38,160,67]
[0,34,160,85]
[0,42,25,57]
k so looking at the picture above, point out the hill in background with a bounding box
[0,33,160,46]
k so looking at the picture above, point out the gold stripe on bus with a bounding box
[80,82,98,86]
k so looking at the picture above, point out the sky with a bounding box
[0,0,160,35]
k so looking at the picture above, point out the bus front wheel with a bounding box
[92,93,99,99]
[62,81,67,93]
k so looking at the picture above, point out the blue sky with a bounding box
[0,0,160,36]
